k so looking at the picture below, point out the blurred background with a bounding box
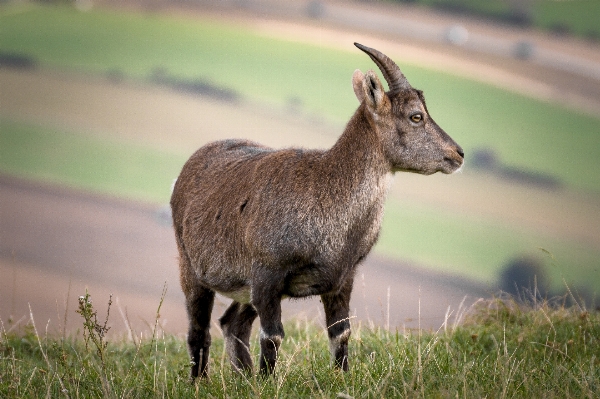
[1,0,599,336]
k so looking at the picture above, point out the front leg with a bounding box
[251,269,285,375]
[321,275,354,371]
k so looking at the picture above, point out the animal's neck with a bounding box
[324,105,388,182]
[317,106,392,252]
[314,105,392,217]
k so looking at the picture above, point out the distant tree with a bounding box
[500,255,549,299]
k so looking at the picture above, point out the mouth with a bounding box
[442,154,464,174]
[393,149,464,175]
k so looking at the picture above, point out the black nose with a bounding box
[457,148,465,159]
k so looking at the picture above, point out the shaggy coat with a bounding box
[171,43,464,378]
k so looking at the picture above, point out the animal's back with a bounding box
[172,138,272,206]
[170,137,385,295]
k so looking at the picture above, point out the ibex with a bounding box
[171,43,464,379]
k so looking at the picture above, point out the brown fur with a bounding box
[170,43,464,379]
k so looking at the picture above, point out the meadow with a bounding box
[1,3,600,292]
[408,0,600,38]
[1,291,598,398]
[535,0,600,37]
[2,4,600,193]
[3,116,598,291]
[0,118,184,203]
[1,5,599,396]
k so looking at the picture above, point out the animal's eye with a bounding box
[410,113,423,123]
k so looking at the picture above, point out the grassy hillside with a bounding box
[0,119,183,203]
[378,198,600,290]
[402,0,600,38]
[1,292,598,397]
[2,4,600,192]
[535,0,600,37]
[1,3,599,292]
[3,117,599,292]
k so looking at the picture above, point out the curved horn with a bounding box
[354,42,411,92]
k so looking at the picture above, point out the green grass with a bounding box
[536,0,600,37]
[399,0,600,38]
[2,4,600,192]
[1,292,598,397]
[377,198,600,292]
[0,119,184,203]
[419,78,600,193]
[0,4,360,123]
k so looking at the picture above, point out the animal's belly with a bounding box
[283,263,354,298]
[217,286,252,304]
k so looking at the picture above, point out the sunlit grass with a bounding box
[1,291,598,397]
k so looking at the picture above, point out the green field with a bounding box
[378,198,600,291]
[404,0,600,38]
[2,4,600,192]
[3,117,598,292]
[2,294,598,397]
[535,0,600,37]
[1,3,600,293]
[0,119,183,203]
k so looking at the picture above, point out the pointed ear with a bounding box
[352,69,365,103]
[362,70,386,112]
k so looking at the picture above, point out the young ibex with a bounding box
[171,43,464,379]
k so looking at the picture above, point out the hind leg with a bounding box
[219,302,258,372]
[184,284,215,379]
[179,249,215,380]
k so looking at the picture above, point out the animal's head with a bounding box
[353,42,464,175]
